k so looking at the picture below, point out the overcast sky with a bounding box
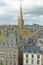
[0,0,43,25]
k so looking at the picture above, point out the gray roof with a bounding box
[23,46,43,54]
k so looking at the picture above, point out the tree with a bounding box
[0,61,3,65]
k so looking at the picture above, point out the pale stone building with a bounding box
[23,46,43,65]
[0,45,22,65]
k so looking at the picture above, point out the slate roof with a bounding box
[23,46,43,54]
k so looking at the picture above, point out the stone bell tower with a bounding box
[18,3,24,28]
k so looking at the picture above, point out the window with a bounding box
[1,54,4,60]
[11,44,13,47]
[6,60,7,65]
[13,55,16,59]
[7,44,9,47]
[37,55,40,58]
[14,62,16,65]
[37,60,40,64]
[14,51,16,53]
[26,54,28,58]
[6,57,7,59]
[10,61,12,65]
[31,60,34,64]
[26,59,28,63]
[3,43,5,46]
[9,56,12,59]
[32,55,34,58]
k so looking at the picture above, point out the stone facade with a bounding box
[23,53,43,65]
[23,46,43,65]
[0,46,22,65]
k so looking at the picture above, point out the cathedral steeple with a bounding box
[20,3,23,20]
[18,3,24,28]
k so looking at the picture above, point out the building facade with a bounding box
[23,46,43,65]
[0,46,22,65]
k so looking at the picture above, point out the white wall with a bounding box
[23,53,41,65]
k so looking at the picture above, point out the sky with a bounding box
[0,0,43,25]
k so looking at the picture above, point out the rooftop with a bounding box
[23,46,43,54]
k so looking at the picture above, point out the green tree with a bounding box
[0,61,3,65]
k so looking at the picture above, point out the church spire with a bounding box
[20,3,23,20]
[18,3,24,28]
